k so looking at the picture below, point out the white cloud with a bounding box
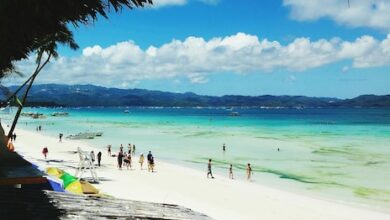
[342,65,350,73]
[287,75,296,82]
[11,33,390,87]
[283,0,390,31]
[150,0,220,8]
[152,0,187,8]
[188,74,209,84]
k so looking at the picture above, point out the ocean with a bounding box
[1,107,389,210]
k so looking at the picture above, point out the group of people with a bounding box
[112,143,155,171]
[36,125,42,132]
[107,143,136,157]
[41,139,253,181]
[207,158,253,181]
[9,133,17,142]
[117,148,132,169]
[89,150,102,167]
[207,144,253,181]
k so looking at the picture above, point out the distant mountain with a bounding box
[2,84,390,108]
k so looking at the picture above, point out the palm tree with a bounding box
[6,32,78,139]
[0,0,152,141]
[0,0,152,76]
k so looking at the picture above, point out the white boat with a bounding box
[21,112,46,119]
[51,112,69,116]
[86,132,103,137]
[66,132,103,140]
[66,133,95,140]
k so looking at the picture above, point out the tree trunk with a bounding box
[7,53,52,139]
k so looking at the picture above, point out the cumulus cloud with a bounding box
[12,33,390,87]
[283,0,390,31]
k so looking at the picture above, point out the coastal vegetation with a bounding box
[4,84,390,108]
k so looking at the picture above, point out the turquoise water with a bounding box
[1,107,390,210]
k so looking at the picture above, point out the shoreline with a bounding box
[12,128,390,220]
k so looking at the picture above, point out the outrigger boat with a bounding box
[51,112,69,117]
[66,132,103,140]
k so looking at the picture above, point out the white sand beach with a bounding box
[11,128,390,220]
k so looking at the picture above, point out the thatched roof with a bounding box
[0,189,212,219]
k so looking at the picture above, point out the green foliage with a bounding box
[0,0,152,78]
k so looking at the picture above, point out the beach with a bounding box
[11,128,390,220]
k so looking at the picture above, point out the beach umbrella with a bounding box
[80,180,99,194]
[60,173,77,188]
[46,176,66,193]
[65,181,83,194]
[46,167,64,178]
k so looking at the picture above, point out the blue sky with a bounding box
[15,0,390,98]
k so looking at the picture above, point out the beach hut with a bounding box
[0,132,49,188]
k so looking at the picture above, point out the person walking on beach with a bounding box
[222,143,226,152]
[107,145,112,156]
[132,145,136,156]
[90,151,96,164]
[59,133,63,142]
[120,144,124,153]
[150,156,155,172]
[127,143,132,155]
[42,147,48,159]
[207,159,215,179]
[123,153,131,169]
[139,153,144,170]
[97,151,102,167]
[12,133,16,142]
[117,151,124,169]
[246,163,252,180]
[128,153,132,169]
[229,164,234,179]
[147,151,153,172]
